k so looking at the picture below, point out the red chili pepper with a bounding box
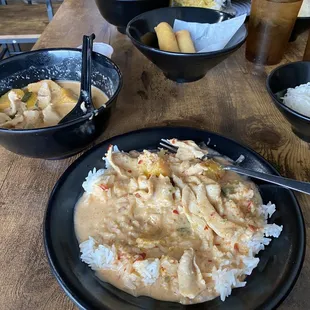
[138,160,143,164]
[208,260,213,263]
[171,139,176,144]
[234,243,239,252]
[248,224,257,231]
[204,225,209,230]
[173,209,179,215]
[247,201,252,212]
[140,253,146,260]
[215,243,221,246]
[108,144,113,151]
[172,193,176,200]
[128,170,132,173]
[99,184,109,191]
[135,193,141,198]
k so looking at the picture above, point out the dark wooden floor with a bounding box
[0,1,63,56]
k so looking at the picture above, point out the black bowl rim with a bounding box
[96,0,168,1]
[266,60,310,122]
[44,126,306,310]
[126,7,247,57]
[0,48,123,133]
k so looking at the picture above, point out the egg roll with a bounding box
[154,22,180,53]
[175,30,196,53]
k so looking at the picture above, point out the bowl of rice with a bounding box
[266,61,310,142]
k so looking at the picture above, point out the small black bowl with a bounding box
[94,0,170,34]
[126,7,247,83]
[266,61,310,142]
[0,49,122,159]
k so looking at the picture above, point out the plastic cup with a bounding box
[77,42,114,58]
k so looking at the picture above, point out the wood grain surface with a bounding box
[0,0,309,309]
[0,3,61,38]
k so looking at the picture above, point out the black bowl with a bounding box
[44,126,305,310]
[0,49,122,159]
[126,7,247,83]
[94,0,170,34]
[266,61,310,142]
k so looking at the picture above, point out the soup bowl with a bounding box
[0,49,122,159]
[126,7,247,83]
[94,0,170,34]
[266,61,310,142]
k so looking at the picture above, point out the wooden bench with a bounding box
[0,3,61,45]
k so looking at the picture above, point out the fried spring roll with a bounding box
[175,30,196,53]
[154,22,180,53]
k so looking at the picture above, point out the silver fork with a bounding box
[159,139,310,195]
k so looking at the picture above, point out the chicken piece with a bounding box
[182,184,244,239]
[37,82,52,109]
[22,110,42,128]
[5,90,26,116]
[178,248,206,299]
[138,150,170,177]
[42,104,61,127]
[27,80,61,96]
[205,183,224,215]
[105,145,129,178]
[169,139,207,161]
[0,89,24,112]
[0,113,11,126]
[222,181,254,202]
[53,88,78,117]
[181,185,214,247]
[0,115,24,128]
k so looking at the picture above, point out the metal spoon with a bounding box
[59,33,96,124]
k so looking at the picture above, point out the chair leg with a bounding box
[46,0,54,21]
[13,43,21,53]
[0,45,8,60]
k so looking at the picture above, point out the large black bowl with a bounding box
[44,126,305,310]
[95,0,170,34]
[0,49,122,159]
[126,7,247,83]
[266,61,310,143]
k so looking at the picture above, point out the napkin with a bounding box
[173,14,247,53]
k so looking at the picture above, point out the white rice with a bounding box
[259,201,276,220]
[283,82,310,117]
[264,224,283,238]
[133,259,160,285]
[82,168,106,193]
[80,237,116,270]
[81,145,121,193]
[212,268,246,301]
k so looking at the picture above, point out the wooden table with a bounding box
[0,0,309,309]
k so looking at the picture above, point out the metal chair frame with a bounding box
[0,0,57,58]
